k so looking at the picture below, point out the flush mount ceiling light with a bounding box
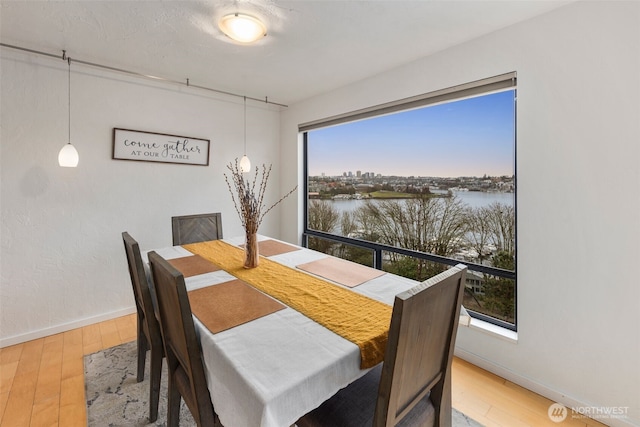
[219,13,266,43]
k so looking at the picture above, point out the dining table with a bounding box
[150,234,470,427]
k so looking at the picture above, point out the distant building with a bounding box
[466,270,485,295]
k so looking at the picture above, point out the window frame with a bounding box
[300,73,518,331]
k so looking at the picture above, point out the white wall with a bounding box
[280,2,639,426]
[0,49,283,346]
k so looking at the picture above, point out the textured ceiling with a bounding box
[0,0,572,106]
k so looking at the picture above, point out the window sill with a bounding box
[467,317,518,342]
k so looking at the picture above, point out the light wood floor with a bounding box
[0,313,607,427]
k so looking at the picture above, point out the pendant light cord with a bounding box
[67,56,71,145]
[239,96,251,172]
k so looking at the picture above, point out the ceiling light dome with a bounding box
[219,13,267,43]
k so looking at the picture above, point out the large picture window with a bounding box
[301,73,517,330]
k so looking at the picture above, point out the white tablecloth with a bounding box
[153,235,470,427]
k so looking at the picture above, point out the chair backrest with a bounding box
[147,250,216,425]
[172,212,223,245]
[122,232,162,342]
[374,264,467,427]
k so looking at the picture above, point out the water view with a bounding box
[304,89,517,325]
[306,182,516,325]
[327,190,513,214]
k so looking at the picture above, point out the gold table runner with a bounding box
[183,240,392,369]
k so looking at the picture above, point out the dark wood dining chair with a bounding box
[171,212,223,245]
[148,250,222,427]
[296,264,467,427]
[121,232,164,422]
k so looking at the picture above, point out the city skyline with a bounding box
[312,170,514,179]
[307,90,515,177]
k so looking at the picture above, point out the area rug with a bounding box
[84,341,483,426]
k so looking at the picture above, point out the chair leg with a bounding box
[136,323,148,383]
[148,345,163,422]
[167,375,182,427]
[430,374,452,427]
[195,396,218,427]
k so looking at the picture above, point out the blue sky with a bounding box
[307,90,515,177]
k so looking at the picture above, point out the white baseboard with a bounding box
[0,306,137,348]
[454,347,637,427]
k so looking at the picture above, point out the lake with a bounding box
[325,191,514,214]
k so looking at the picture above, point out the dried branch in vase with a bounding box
[224,159,298,234]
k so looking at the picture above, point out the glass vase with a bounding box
[244,231,259,268]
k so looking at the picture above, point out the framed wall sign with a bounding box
[112,128,210,166]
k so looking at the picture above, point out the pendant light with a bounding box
[239,96,251,173]
[58,52,79,167]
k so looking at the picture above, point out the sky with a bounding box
[307,90,515,178]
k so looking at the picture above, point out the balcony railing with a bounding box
[302,228,517,331]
